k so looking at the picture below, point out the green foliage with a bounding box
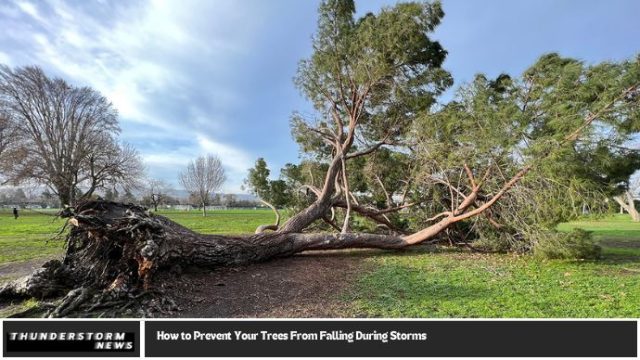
[533,229,601,260]
[246,158,271,199]
[245,158,291,208]
[472,230,523,253]
[410,53,640,252]
[286,0,640,257]
[292,0,451,193]
[297,0,451,117]
[279,160,329,210]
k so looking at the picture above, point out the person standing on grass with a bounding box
[12,207,18,219]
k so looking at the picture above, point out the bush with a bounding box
[533,229,601,260]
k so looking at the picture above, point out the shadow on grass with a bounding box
[595,254,640,266]
[296,244,468,260]
[599,238,640,249]
[594,237,640,266]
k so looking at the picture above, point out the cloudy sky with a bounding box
[0,0,639,193]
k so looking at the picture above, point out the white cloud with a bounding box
[140,135,253,193]
[15,0,43,22]
[3,0,267,193]
[196,135,253,174]
[0,51,11,65]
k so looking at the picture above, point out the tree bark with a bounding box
[614,191,640,222]
[254,199,280,233]
[57,185,72,208]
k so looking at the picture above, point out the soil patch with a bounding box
[0,256,59,283]
[164,249,383,318]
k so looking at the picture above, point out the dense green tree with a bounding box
[410,54,640,252]
[245,158,271,202]
[245,158,294,232]
[282,0,451,234]
[275,1,639,252]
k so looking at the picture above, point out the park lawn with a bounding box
[344,214,640,318]
[0,209,65,263]
[154,209,276,234]
[557,214,640,251]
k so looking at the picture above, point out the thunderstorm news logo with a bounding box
[7,331,134,350]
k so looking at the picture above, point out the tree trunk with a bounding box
[202,202,206,217]
[614,191,640,222]
[57,185,72,208]
[0,201,410,316]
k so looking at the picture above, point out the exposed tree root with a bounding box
[0,201,188,317]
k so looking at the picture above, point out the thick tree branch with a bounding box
[255,199,281,233]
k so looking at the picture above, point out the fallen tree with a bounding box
[0,79,634,316]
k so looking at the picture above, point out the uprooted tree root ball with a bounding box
[0,201,191,317]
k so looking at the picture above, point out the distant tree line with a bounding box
[0,184,261,210]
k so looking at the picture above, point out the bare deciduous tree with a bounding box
[144,178,170,212]
[0,65,143,205]
[0,110,20,184]
[179,154,226,216]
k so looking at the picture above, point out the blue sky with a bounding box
[0,0,639,193]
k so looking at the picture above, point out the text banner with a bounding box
[145,320,637,357]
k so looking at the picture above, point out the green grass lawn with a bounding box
[0,209,638,317]
[0,209,65,263]
[154,209,276,234]
[345,214,640,318]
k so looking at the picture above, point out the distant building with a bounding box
[205,205,228,211]
[173,204,195,211]
[25,204,45,209]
